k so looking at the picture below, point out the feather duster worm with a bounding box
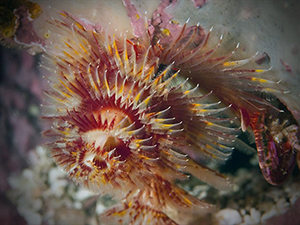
[40,0,300,224]
[150,3,300,185]
[41,10,237,224]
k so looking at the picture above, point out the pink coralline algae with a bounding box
[3,0,300,224]
[0,0,44,52]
